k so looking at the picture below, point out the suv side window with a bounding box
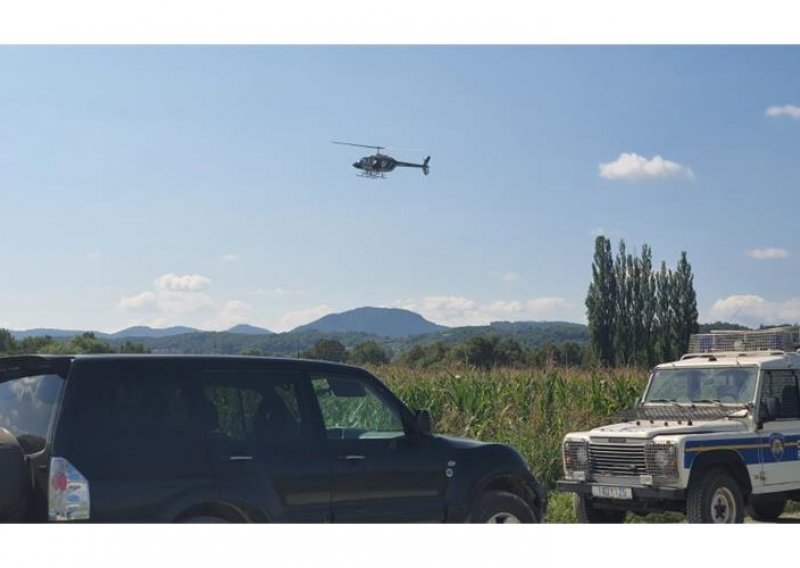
[311,374,405,440]
[760,370,800,420]
[201,369,312,450]
[56,363,207,479]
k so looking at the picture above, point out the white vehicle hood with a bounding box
[589,419,748,440]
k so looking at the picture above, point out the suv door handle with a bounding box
[338,454,366,461]
[228,455,254,462]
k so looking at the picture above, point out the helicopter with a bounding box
[332,141,430,178]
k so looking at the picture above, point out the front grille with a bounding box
[589,443,647,477]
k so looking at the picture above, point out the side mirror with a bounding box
[414,409,433,437]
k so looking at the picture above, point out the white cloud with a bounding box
[117,291,158,312]
[117,273,232,328]
[765,104,800,119]
[501,272,519,283]
[255,287,308,297]
[599,152,694,182]
[527,297,572,318]
[221,254,240,263]
[85,252,103,263]
[395,295,580,327]
[155,273,211,292]
[708,294,800,327]
[274,305,334,332]
[746,248,789,260]
[206,300,253,330]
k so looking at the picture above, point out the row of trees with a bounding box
[291,336,589,370]
[0,330,150,355]
[586,237,698,367]
[1,328,588,369]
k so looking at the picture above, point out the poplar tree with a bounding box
[586,236,617,366]
[673,251,699,356]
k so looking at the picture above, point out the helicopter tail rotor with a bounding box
[422,156,430,176]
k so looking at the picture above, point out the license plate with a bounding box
[591,485,633,500]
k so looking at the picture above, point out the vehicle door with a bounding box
[309,371,446,523]
[758,369,800,487]
[52,359,216,522]
[202,365,331,522]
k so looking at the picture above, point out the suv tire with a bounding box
[0,427,28,522]
[747,499,786,522]
[574,495,626,523]
[469,490,537,523]
[686,468,744,523]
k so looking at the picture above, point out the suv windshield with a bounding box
[0,374,64,453]
[645,367,757,404]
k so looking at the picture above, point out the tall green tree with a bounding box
[654,261,675,362]
[673,251,699,356]
[612,241,631,365]
[586,236,617,366]
[637,245,655,366]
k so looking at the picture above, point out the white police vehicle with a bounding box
[558,327,800,523]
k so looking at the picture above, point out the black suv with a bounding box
[0,355,546,523]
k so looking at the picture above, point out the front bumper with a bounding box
[557,479,685,501]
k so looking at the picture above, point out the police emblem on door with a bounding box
[769,434,785,461]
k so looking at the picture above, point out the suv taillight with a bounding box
[48,457,90,521]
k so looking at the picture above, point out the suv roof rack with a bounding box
[686,326,800,355]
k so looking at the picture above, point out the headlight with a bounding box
[645,442,678,480]
[563,440,590,473]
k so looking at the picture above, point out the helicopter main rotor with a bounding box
[331,140,385,153]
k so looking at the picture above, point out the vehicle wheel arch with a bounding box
[470,472,544,521]
[688,450,752,498]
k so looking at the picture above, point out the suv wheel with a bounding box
[574,495,626,523]
[469,490,537,523]
[747,499,786,522]
[686,468,744,523]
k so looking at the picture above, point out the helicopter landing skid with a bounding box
[357,172,385,179]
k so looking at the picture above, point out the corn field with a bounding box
[374,364,654,522]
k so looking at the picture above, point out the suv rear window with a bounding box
[54,360,209,479]
[0,374,64,453]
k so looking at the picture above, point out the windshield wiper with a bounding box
[691,399,723,406]
[648,399,678,403]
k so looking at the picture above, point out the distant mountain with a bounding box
[106,326,200,339]
[11,328,88,340]
[294,307,448,337]
[227,324,273,335]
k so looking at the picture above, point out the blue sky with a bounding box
[1,46,799,332]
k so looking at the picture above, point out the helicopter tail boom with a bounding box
[395,156,431,175]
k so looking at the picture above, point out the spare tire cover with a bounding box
[0,427,28,522]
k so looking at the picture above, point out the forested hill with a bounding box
[294,307,447,337]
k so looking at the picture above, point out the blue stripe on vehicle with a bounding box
[683,435,800,468]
